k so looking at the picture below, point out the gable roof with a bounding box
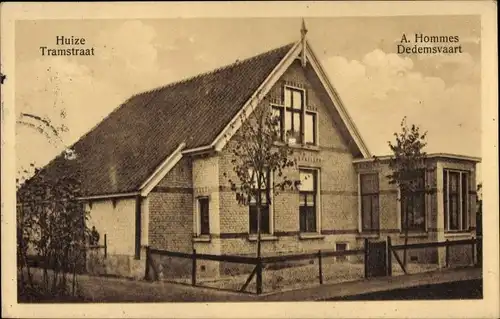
[35,43,295,197]
[29,38,373,198]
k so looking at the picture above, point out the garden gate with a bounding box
[365,239,389,278]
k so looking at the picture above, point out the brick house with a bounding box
[35,30,480,279]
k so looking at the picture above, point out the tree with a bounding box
[476,182,483,235]
[16,113,93,300]
[476,182,482,202]
[223,97,300,293]
[386,117,431,268]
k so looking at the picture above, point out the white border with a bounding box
[1,2,498,319]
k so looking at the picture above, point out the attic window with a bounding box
[284,88,303,143]
[273,86,317,146]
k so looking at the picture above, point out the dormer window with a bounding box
[272,86,317,146]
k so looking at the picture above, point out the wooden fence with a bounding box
[24,234,107,274]
[146,237,481,295]
[146,244,366,294]
[87,233,107,259]
[388,236,480,274]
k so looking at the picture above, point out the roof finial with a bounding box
[301,18,308,38]
[300,18,308,67]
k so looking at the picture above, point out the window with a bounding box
[284,88,303,143]
[360,173,380,232]
[198,197,210,235]
[444,170,469,231]
[299,169,318,233]
[249,198,270,234]
[249,169,271,234]
[304,112,316,144]
[335,243,348,262]
[273,87,317,145]
[272,106,284,139]
[401,171,426,231]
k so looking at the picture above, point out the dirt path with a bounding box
[20,266,481,302]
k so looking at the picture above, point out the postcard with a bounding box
[1,1,498,318]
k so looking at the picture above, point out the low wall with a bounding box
[148,254,192,280]
[86,250,145,279]
[448,244,474,266]
[147,252,220,280]
[390,247,439,264]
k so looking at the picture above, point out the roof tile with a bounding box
[33,43,295,196]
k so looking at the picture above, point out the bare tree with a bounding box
[223,97,300,293]
[386,117,431,268]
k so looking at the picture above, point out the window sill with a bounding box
[399,232,428,239]
[291,144,320,152]
[299,233,325,240]
[274,141,320,152]
[193,235,211,243]
[247,234,279,242]
[444,230,474,239]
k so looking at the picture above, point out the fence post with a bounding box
[471,236,475,266]
[387,236,392,276]
[191,249,197,286]
[145,246,150,281]
[364,238,369,279]
[477,236,482,267]
[445,239,449,268]
[256,257,263,295]
[104,234,107,259]
[318,250,323,285]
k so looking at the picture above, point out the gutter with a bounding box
[352,153,482,164]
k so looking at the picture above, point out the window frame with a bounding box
[248,168,273,235]
[271,85,318,146]
[299,168,320,234]
[284,87,304,144]
[196,196,210,236]
[443,169,470,232]
[359,173,380,232]
[272,105,285,141]
[304,111,317,145]
[399,170,427,232]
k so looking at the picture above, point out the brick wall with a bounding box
[192,155,221,236]
[217,59,362,255]
[143,58,479,277]
[148,155,222,278]
[148,157,193,253]
[192,155,222,278]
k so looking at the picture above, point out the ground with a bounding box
[325,279,482,300]
[18,266,481,302]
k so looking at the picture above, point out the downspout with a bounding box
[135,195,143,260]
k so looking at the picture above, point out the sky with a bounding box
[15,16,482,180]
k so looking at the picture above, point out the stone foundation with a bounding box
[86,250,146,279]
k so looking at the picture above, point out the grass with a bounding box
[18,267,256,303]
[18,277,89,303]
